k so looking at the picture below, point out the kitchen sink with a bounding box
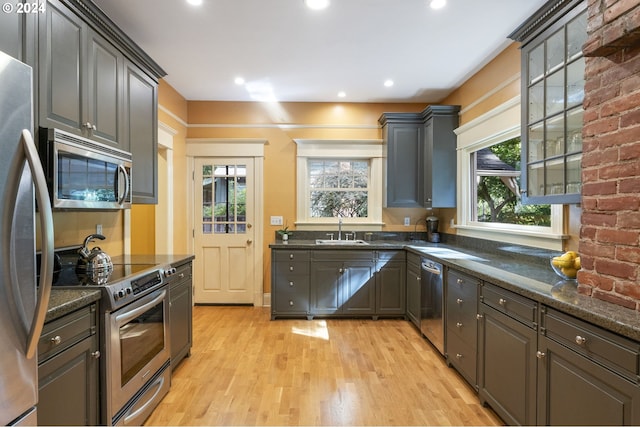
[315,239,369,245]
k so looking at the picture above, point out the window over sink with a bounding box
[294,139,383,230]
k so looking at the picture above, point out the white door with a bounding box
[193,158,255,304]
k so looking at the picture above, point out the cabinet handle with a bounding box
[457,278,463,285]
[455,353,463,359]
[289,300,294,306]
[456,322,463,328]
[50,335,62,345]
[289,266,294,272]
[575,335,587,345]
[476,314,483,320]
[289,281,294,287]
[499,298,507,306]
[91,350,101,359]
[289,254,294,259]
[456,298,463,305]
[536,351,546,359]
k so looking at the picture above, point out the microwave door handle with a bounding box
[116,164,130,205]
[20,130,55,359]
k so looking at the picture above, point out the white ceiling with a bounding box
[92,0,547,103]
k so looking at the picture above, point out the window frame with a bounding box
[294,139,384,230]
[455,97,567,251]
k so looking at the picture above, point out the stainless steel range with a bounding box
[44,248,177,426]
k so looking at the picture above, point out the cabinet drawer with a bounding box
[275,261,309,275]
[481,283,537,327]
[448,310,478,344]
[273,250,310,263]
[377,250,406,262]
[39,304,96,363]
[170,263,192,289]
[448,270,480,296]
[543,308,640,381]
[447,329,477,384]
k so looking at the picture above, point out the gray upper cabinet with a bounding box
[38,0,123,148]
[422,106,460,208]
[380,113,423,207]
[509,0,587,205]
[380,105,459,208]
[0,0,37,64]
[37,0,165,204]
[125,59,158,204]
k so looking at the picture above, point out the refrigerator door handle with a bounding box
[21,129,54,359]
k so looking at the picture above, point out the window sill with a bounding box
[295,221,385,232]
[455,223,568,251]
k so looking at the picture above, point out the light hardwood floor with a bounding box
[145,306,503,426]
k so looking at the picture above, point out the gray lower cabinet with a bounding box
[445,268,480,387]
[38,303,99,426]
[478,283,537,426]
[537,307,640,425]
[375,250,406,316]
[310,251,376,317]
[271,250,311,319]
[169,261,193,370]
[406,252,421,329]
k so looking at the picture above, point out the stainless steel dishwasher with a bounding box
[420,257,444,355]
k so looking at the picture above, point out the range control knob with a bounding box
[164,267,177,277]
[126,287,133,295]
[117,289,126,299]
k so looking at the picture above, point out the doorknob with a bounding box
[247,223,252,229]
[247,239,253,245]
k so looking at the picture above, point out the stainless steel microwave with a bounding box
[38,128,132,209]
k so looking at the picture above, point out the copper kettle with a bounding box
[76,234,113,275]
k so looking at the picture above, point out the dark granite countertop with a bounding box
[46,289,102,323]
[270,240,640,342]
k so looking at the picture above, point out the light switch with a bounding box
[404,217,411,226]
[270,216,283,226]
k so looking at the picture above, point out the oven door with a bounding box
[106,286,170,420]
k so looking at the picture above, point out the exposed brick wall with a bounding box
[578,0,640,309]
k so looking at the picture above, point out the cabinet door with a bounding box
[310,262,342,315]
[423,107,459,208]
[537,335,640,425]
[406,259,421,328]
[124,60,158,204]
[342,261,375,315]
[39,0,84,133]
[170,278,192,368]
[376,261,406,315]
[87,29,123,148]
[0,1,37,63]
[382,120,423,207]
[38,335,99,426]
[479,304,537,426]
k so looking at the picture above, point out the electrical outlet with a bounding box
[450,218,455,228]
[96,224,103,234]
[404,217,411,227]
[270,216,283,226]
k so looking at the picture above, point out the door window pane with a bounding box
[201,163,247,234]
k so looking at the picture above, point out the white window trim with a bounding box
[455,96,567,251]
[294,139,384,231]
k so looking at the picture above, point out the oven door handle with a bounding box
[115,290,166,326]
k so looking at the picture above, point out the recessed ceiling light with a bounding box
[337,91,346,98]
[430,0,446,10]
[384,79,394,87]
[186,0,202,5]
[305,0,330,10]
[234,77,245,85]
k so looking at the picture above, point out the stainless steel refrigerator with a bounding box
[0,50,54,425]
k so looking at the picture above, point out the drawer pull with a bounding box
[476,314,483,320]
[575,335,587,345]
[289,300,294,306]
[289,254,294,259]
[289,266,294,272]
[536,351,546,359]
[499,298,507,306]
[456,353,463,359]
[91,350,101,359]
[289,281,294,287]
[456,298,463,305]
[456,322,463,328]
[457,278,463,285]
[50,335,62,346]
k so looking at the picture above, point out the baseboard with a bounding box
[263,292,271,307]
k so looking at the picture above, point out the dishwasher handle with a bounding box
[421,262,442,276]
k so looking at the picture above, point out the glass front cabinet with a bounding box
[510,0,587,204]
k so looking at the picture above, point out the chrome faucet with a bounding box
[338,216,343,240]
